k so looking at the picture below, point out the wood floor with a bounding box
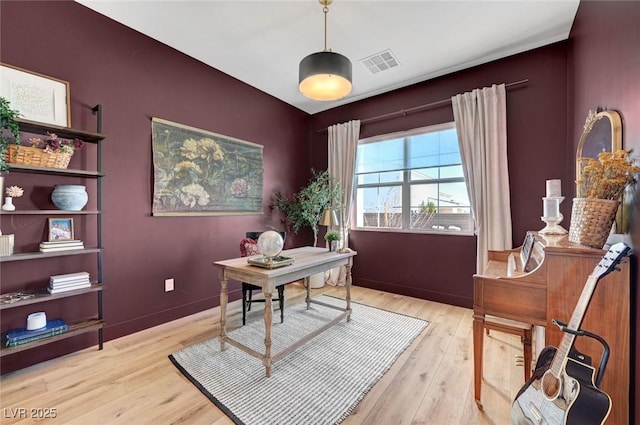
[0,284,528,424]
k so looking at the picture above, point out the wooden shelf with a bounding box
[0,283,103,311]
[0,248,101,263]
[0,319,105,357]
[16,118,105,143]
[6,164,103,178]
[2,105,106,362]
[0,210,100,215]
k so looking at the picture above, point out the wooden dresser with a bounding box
[473,232,630,424]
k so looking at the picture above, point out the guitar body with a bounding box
[509,243,629,425]
[511,346,611,424]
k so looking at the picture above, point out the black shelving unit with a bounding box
[0,106,105,357]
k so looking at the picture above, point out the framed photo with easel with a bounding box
[48,218,74,241]
[0,63,71,127]
[520,232,537,272]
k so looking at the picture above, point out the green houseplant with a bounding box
[0,97,21,172]
[324,230,341,252]
[274,169,342,247]
[324,230,340,242]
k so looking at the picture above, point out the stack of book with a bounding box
[5,318,69,347]
[48,272,92,294]
[39,240,84,253]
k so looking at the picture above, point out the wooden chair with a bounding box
[240,231,286,326]
[484,315,533,381]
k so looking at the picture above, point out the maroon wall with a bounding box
[568,2,640,422]
[2,6,637,418]
[310,43,570,307]
[0,1,311,372]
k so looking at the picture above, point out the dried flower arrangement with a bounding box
[28,132,84,155]
[5,186,23,198]
[576,149,640,200]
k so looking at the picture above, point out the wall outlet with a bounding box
[165,278,174,292]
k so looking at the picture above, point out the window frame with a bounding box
[353,122,473,236]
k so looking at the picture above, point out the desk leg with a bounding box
[263,292,273,377]
[472,312,484,409]
[219,271,228,351]
[345,263,353,322]
[305,276,311,310]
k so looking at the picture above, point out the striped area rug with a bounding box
[169,295,428,425]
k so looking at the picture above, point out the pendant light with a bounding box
[299,0,352,101]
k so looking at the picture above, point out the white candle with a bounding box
[543,198,560,218]
[546,179,561,198]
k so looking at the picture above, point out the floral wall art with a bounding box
[151,118,263,216]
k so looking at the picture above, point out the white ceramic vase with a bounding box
[2,196,15,211]
[51,184,88,211]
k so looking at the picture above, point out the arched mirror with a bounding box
[575,109,624,230]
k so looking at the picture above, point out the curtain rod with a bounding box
[317,78,529,132]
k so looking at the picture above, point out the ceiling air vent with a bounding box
[360,49,400,74]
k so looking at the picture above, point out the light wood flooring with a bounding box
[0,284,528,424]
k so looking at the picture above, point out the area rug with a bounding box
[169,295,428,425]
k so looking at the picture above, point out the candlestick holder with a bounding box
[540,196,568,235]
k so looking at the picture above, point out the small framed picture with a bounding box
[48,218,74,241]
[0,63,71,127]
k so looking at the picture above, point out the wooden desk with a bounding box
[473,233,630,424]
[214,247,357,377]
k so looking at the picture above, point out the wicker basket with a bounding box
[4,145,72,169]
[568,198,619,248]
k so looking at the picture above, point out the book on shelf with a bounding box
[5,318,69,346]
[50,272,90,283]
[40,245,85,253]
[40,240,84,247]
[40,240,83,246]
[48,282,92,294]
[50,279,91,288]
[49,272,91,293]
[6,328,69,347]
[39,243,85,253]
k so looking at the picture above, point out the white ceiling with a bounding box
[76,0,579,115]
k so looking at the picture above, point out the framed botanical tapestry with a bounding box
[151,118,264,216]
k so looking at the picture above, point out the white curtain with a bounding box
[326,120,360,286]
[451,84,512,273]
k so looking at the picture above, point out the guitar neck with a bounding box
[549,273,599,376]
[544,243,629,379]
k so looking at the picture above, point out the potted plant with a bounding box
[324,230,341,252]
[0,97,21,173]
[274,169,342,248]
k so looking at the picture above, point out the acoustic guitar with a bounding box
[510,242,631,425]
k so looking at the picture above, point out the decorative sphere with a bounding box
[257,231,284,258]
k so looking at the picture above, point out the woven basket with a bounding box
[568,198,619,248]
[4,145,72,169]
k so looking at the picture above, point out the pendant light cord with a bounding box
[323,5,329,52]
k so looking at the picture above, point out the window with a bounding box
[354,122,473,234]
